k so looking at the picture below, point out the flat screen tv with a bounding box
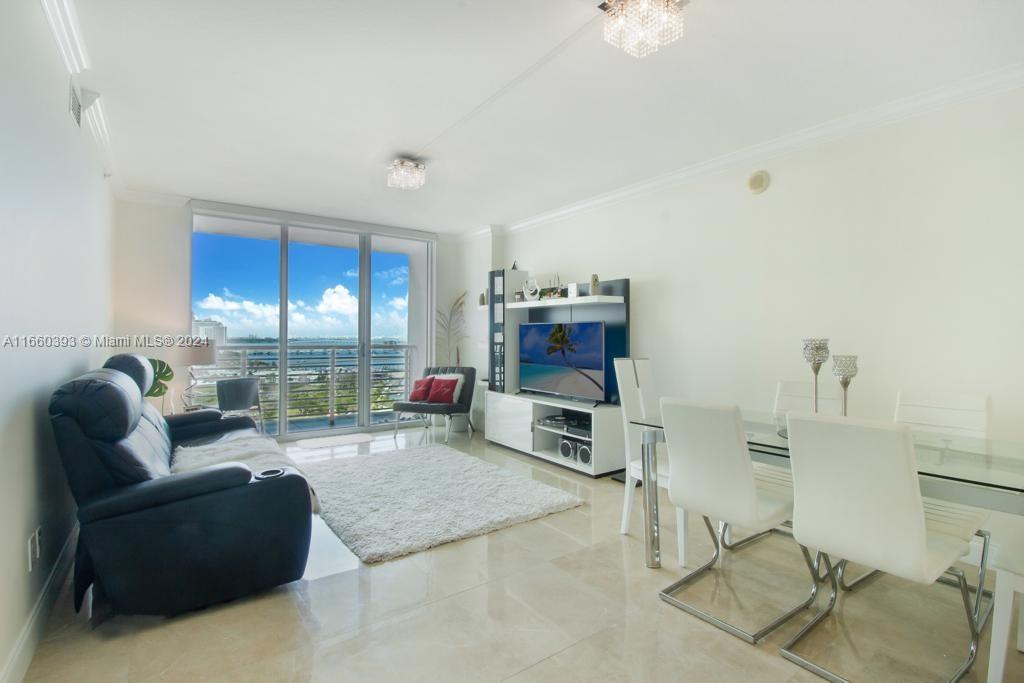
[518,321,606,402]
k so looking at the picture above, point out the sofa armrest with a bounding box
[170,415,257,446]
[78,463,252,524]
[165,409,223,428]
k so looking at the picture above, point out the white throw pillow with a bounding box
[433,373,465,404]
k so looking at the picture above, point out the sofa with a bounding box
[392,366,476,443]
[49,354,312,616]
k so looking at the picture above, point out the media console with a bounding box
[484,390,625,477]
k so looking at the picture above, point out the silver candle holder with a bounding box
[802,338,830,413]
[832,354,859,416]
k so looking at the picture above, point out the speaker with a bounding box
[577,443,592,465]
[558,438,577,460]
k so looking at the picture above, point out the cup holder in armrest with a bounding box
[255,468,285,480]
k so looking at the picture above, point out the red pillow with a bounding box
[409,376,435,401]
[427,377,459,404]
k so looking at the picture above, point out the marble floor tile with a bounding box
[23,427,1024,683]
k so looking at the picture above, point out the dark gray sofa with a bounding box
[49,354,311,616]
[392,366,476,443]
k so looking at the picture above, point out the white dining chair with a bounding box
[658,399,816,643]
[984,511,1024,682]
[782,413,992,682]
[613,359,690,566]
[894,390,989,439]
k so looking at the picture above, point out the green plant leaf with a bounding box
[146,358,174,398]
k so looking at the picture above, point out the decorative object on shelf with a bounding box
[567,282,579,298]
[514,291,524,302]
[600,0,688,59]
[801,338,830,413]
[539,286,564,299]
[386,158,426,190]
[511,260,519,271]
[832,354,859,417]
[590,273,600,294]
[436,292,467,364]
[478,292,487,307]
[523,279,541,301]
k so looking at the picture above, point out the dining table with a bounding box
[630,409,1024,570]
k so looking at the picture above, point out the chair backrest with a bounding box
[773,380,842,420]
[660,399,762,528]
[786,412,930,583]
[423,366,476,409]
[614,358,659,465]
[894,390,989,439]
[216,378,261,412]
[50,367,173,503]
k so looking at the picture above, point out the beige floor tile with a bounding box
[23,428,1024,683]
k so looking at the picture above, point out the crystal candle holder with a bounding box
[832,354,859,416]
[801,338,830,413]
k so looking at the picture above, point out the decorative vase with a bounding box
[832,355,859,416]
[801,338,830,412]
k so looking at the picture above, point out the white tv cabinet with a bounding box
[484,390,625,477]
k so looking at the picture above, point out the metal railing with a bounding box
[188,342,415,434]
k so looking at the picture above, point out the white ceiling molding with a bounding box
[507,63,1024,234]
[189,199,439,242]
[39,0,90,74]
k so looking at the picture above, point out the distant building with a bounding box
[192,318,227,346]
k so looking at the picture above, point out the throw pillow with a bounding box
[427,377,459,404]
[432,373,465,403]
[409,376,435,401]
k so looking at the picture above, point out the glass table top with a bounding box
[629,410,1024,494]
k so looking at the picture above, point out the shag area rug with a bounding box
[294,433,374,449]
[301,444,583,563]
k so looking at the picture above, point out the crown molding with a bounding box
[114,187,191,207]
[506,64,1024,233]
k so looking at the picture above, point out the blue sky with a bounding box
[519,322,604,369]
[191,233,409,340]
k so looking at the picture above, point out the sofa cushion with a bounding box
[393,401,465,415]
[92,414,172,484]
[49,369,144,442]
[103,354,154,395]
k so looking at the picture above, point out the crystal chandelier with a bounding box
[387,158,426,190]
[600,0,687,59]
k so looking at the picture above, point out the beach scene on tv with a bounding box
[519,322,605,401]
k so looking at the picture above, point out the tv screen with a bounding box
[519,322,606,402]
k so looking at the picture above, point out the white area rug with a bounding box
[301,444,583,563]
[294,433,374,449]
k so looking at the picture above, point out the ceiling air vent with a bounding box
[68,79,82,127]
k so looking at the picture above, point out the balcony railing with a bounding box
[188,342,416,434]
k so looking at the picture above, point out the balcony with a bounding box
[188,342,416,435]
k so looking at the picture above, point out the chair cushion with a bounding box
[409,376,435,402]
[393,401,464,415]
[433,373,465,403]
[427,377,459,404]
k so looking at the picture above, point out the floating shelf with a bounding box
[505,295,624,310]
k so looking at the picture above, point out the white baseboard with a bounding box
[0,527,76,683]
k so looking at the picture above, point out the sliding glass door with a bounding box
[191,209,432,437]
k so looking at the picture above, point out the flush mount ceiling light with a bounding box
[599,0,688,59]
[387,158,426,190]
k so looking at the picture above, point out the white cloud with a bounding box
[344,268,359,278]
[389,295,408,310]
[374,265,408,286]
[198,293,241,311]
[315,284,359,316]
[222,287,243,300]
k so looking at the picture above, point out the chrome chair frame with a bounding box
[659,515,820,644]
[780,530,993,683]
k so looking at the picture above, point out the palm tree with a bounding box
[545,324,604,393]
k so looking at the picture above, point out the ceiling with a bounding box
[76,0,1024,234]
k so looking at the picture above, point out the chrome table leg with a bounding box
[641,427,663,569]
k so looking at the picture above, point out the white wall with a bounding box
[450,89,1024,440]
[0,2,114,679]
